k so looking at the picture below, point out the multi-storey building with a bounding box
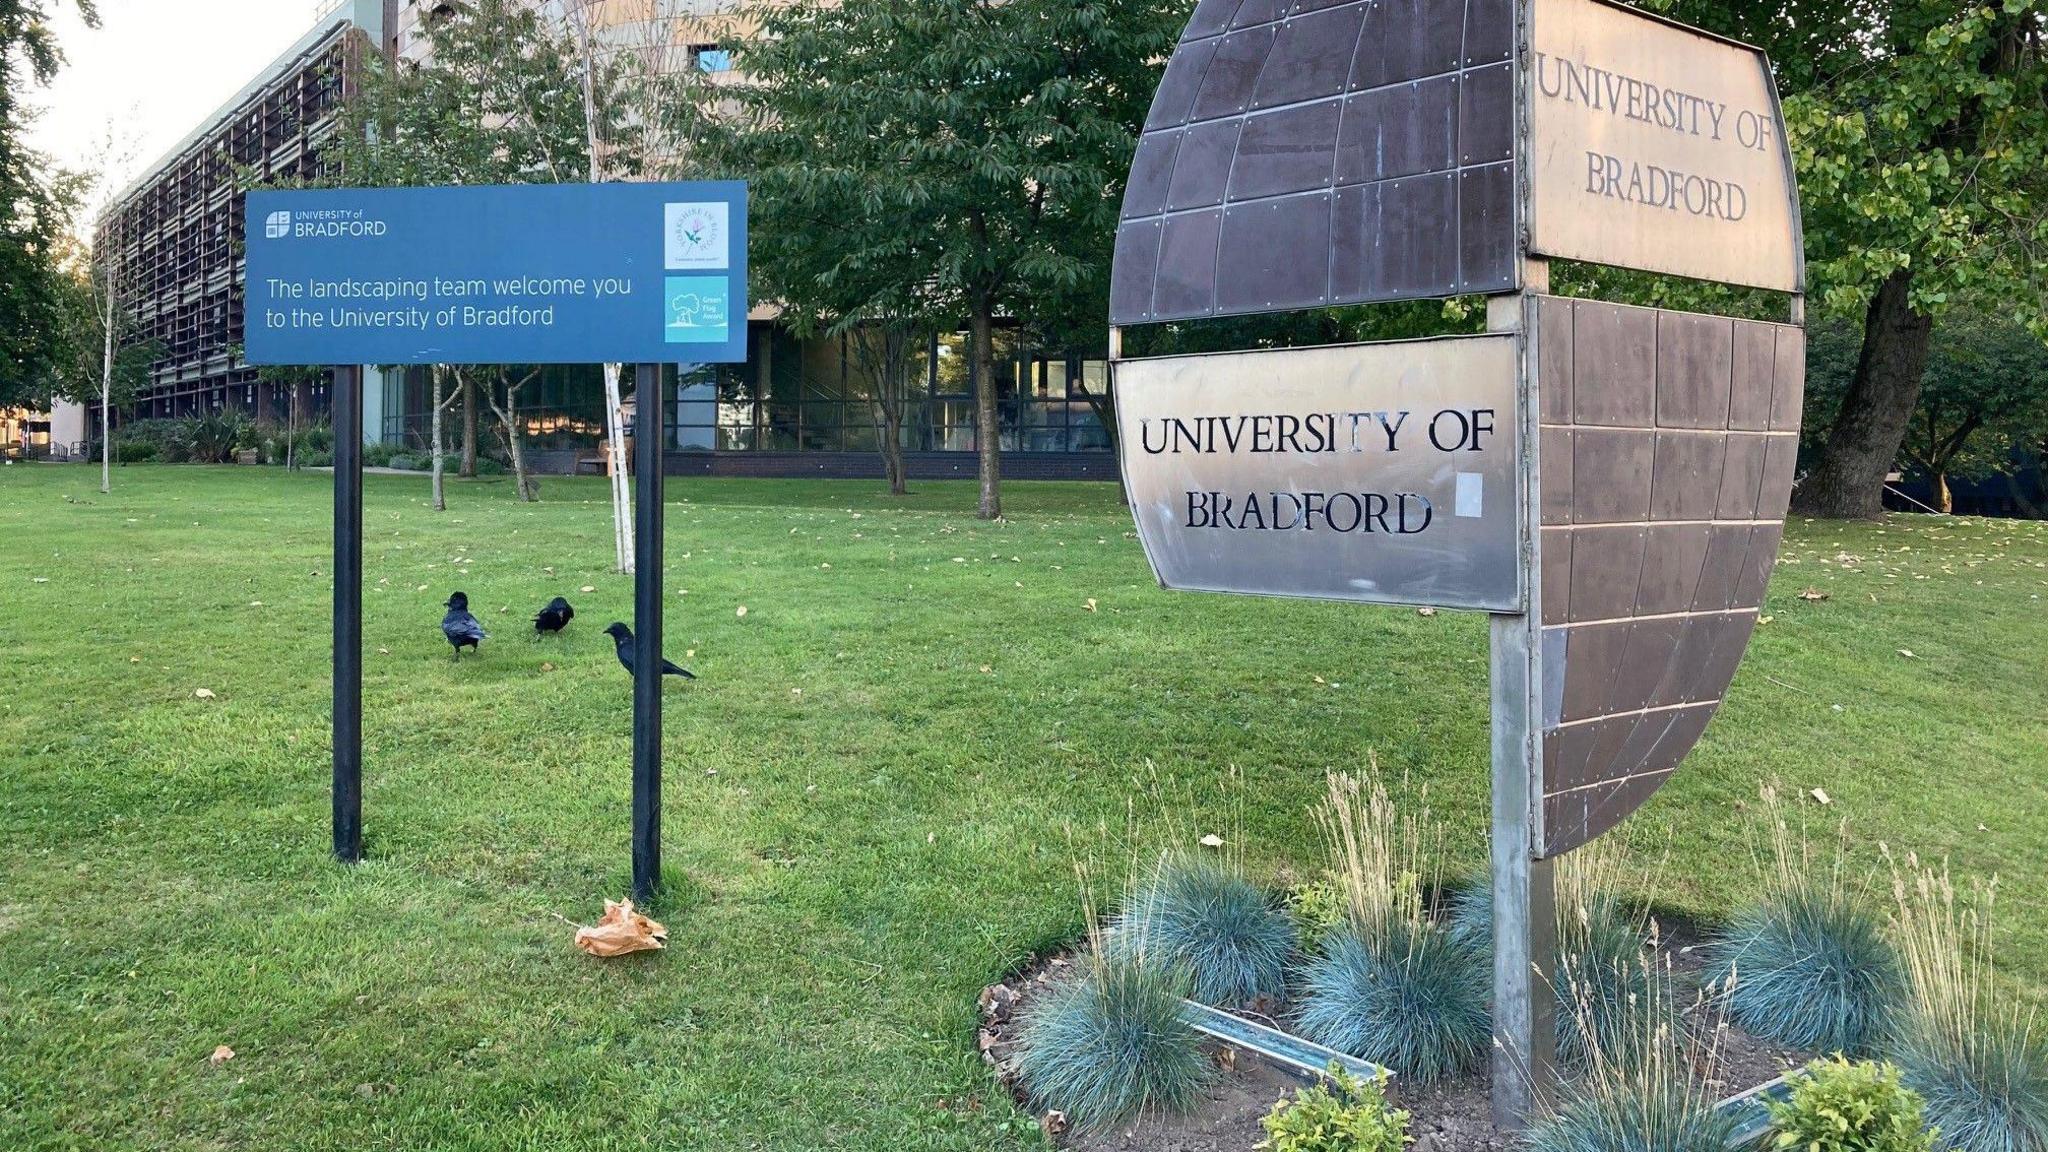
[96,0,1113,480]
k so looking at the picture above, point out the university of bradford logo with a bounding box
[265,211,292,239]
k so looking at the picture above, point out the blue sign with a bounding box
[243,182,748,366]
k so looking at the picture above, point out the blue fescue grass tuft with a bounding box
[1706,886,1902,1056]
[1012,953,1214,1131]
[1295,919,1491,1082]
[1893,1020,2048,1152]
[1114,854,1294,1008]
[1447,863,1661,1070]
[1885,852,2048,1152]
[1706,783,1904,1057]
[1525,1071,1740,1152]
[1529,955,1737,1152]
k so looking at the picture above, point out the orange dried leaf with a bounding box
[573,899,668,958]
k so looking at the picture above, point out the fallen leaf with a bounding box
[1898,649,1916,659]
[1084,598,1098,612]
[209,1045,235,1066]
[980,665,993,674]
[248,601,263,607]
[130,656,141,664]
[1811,788,1832,806]
[581,585,596,594]
[1417,606,1437,617]
[1041,1111,1068,1138]
[1758,615,1776,626]
[1313,675,1327,685]
[1798,588,1830,602]
[31,577,48,584]
[194,688,216,700]
[1199,834,1225,849]
[736,606,749,618]
[573,899,668,958]
[541,662,556,672]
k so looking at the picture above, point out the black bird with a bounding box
[441,591,488,659]
[603,622,696,680]
[534,596,575,636]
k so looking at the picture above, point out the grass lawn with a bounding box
[2,465,2043,1150]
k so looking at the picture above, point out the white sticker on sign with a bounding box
[1456,472,1485,519]
[665,202,730,270]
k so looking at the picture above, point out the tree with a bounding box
[1806,310,2048,512]
[253,361,325,471]
[707,0,1181,520]
[1647,2,2048,520]
[0,1,98,411]
[1786,3,2045,518]
[557,0,723,568]
[324,0,612,505]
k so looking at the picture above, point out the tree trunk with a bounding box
[604,363,634,573]
[970,298,1001,520]
[461,374,478,478]
[100,260,115,494]
[2003,471,2043,520]
[430,366,447,512]
[871,328,910,496]
[1933,472,1952,515]
[1791,269,1935,520]
[485,370,538,503]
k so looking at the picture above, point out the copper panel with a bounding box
[1572,428,1655,523]
[1635,523,1711,615]
[1112,0,1518,325]
[1650,432,1727,521]
[1573,302,1657,427]
[1729,321,1777,430]
[1656,312,1734,429]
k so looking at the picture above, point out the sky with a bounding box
[24,0,337,199]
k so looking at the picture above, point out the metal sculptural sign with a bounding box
[245,182,751,366]
[1118,338,1522,611]
[1527,0,1803,292]
[1110,0,1804,1127]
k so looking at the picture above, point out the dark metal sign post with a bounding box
[332,363,363,863]
[631,363,666,901]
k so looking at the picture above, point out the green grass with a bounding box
[1,465,2043,1150]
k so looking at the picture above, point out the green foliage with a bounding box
[1769,1058,1939,1152]
[1707,887,1902,1057]
[1286,877,1349,954]
[1012,954,1211,1131]
[699,0,1183,515]
[0,1,98,410]
[1776,1,2048,331]
[1295,920,1490,1083]
[322,0,599,191]
[183,411,253,464]
[1114,855,1294,1008]
[1256,1064,1413,1152]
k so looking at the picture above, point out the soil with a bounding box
[978,918,1810,1152]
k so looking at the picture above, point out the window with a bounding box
[689,45,734,73]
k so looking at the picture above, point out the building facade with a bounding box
[98,0,1114,479]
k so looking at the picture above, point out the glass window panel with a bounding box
[802,401,843,430]
[763,424,798,451]
[718,425,755,451]
[934,333,970,395]
[799,421,842,452]
[1024,426,1068,452]
[938,425,976,452]
[1031,358,1070,400]
[1071,406,1113,452]
[676,425,715,451]
[840,422,878,452]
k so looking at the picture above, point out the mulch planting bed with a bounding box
[979,919,1809,1152]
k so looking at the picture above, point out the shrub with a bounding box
[185,411,252,464]
[302,450,335,469]
[1012,953,1212,1131]
[1113,855,1293,1008]
[1884,856,2048,1152]
[362,441,399,468]
[1286,877,1348,954]
[1257,1063,1412,1152]
[1767,1058,1938,1152]
[1295,770,1489,1082]
[116,441,159,464]
[1706,787,1902,1056]
[1296,920,1490,1082]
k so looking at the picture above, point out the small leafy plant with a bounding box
[1286,876,1349,954]
[1767,1057,1938,1152]
[1012,951,1212,1130]
[1257,1064,1412,1152]
[1116,853,1294,1008]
